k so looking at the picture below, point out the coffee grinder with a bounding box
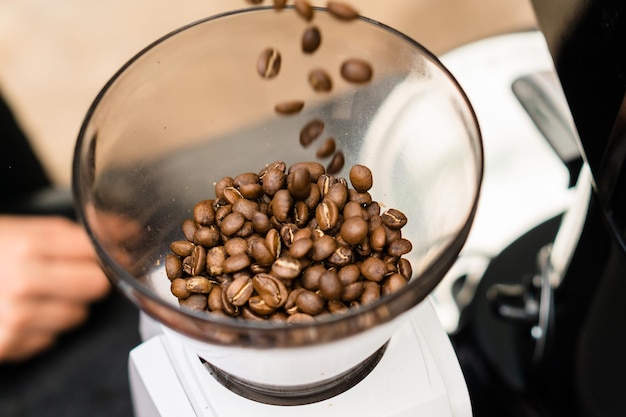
[72,6,483,417]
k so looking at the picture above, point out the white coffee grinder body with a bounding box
[129,297,471,417]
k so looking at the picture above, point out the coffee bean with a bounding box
[340,58,373,84]
[340,216,368,245]
[171,278,191,299]
[273,0,287,11]
[327,151,345,174]
[308,68,332,92]
[222,253,252,274]
[287,166,312,200]
[181,219,197,242]
[193,226,220,248]
[253,273,289,308]
[208,286,224,311]
[190,245,206,275]
[361,281,380,305]
[226,275,254,307]
[382,273,407,296]
[349,164,373,193]
[296,290,325,315]
[193,199,215,226]
[325,181,348,210]
[327,1,360,20]
[319,269,343,301]
[342,281,364,302]
[316,137,336,158]
[299,119,325,148]
[165,254,183,280]
[311,234,337,261]
[315,198,339,231]
[302,26,322,54]
[186,276,213,294]
[206,246,227,276]
[179,293,208,311]
[289,237,313,259]
[271,256,302,279]
[387,238,412,257]
[360,256,387,282]
[261,167,286,196]
[289,161,326,181]
[248,295,277,316]
[270,189,293,222]
[275,100,305,115]
[257,47,281,79]
[398,257,413,279]
[220,212,246,236]
[170,240,195,257]
[294,0,314,21]
[370,225,387,252]
[287,312,315,324]
[381,208,408,229]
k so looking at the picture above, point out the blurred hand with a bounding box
[0,215,110,362]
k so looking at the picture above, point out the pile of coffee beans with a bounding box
[253,0,372,174]
[165,161,413,323]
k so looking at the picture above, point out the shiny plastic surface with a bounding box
[73,6,482,383]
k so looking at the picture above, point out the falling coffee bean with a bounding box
[275,100,305,115]
[302,26,322,54]
[340,58,373,84]
[294,0,314,21]
[327,1,360,20]
[308,68,332,92]
[327,151,345,174]
[257,47,281,79]
[316,137,336,158]
[299,118,325,147]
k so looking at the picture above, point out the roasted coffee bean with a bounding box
[370,225,387,252]
[289,161,326,182]
[215,205,232,226]
[224,237,248,256]
[186,276,213,294]
[223,186,243,205]
[311,234,337,261]
[287,166,312,200]
[171,278,191,299]
[308,68,332,91]
[319,269,343,301]
[233,172,259,188]
[338,263,360,285]
[316,137,336,158]
[382,273,407,295]
[239,183,264,200]
[289,237,313,259]
[299,119,325,148]
[193,226,220,248]
[349,164,373,193]
[273,0,287,11]
[257,47,281,79]
[271,256,302,279]
[251,238,275,266]
[222,253,252,274]
[215,177,234,199]
[361,256,387,282]
[301,263,325,290]
[170,240,195,257]
[165,254,183,280]
[361,281,380,305]
[294,0,314,21]
[348,188,372,205]
[265,228,281,258]
[275,100,305,115]
[387,238,412,256]
[206,246,227,276]
[315,198,339,231]
[253,273,289,308]
[287,313,315,324]
[208,286,224,311]
[241,306,266,321]
[280,223,298,247]
[340,58,373,84]
[304,182,322,211]
[342,281,364,302]
[302,26,322,54]
[226,275,254,307]
[342,200,363,219]
[193,200,215,226]
[261,167,285,196]
[398,257,413,279]
[327,246,354,267]
[232,198,259,220]
[381,208,408,229]
[327,1,360,20]
[327,151,345,174]
[293,201,310,227]
[179,293,208,311]
[251,211,272,233]
[248,295,277,316]
[220,212,246,236]
[190,245,206,275]
[285,287,307,314]
[270,189,294,222]
[181,219,197,242]
[326,181,348,210]
[340,216,368,245]
[296,290,325,315]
